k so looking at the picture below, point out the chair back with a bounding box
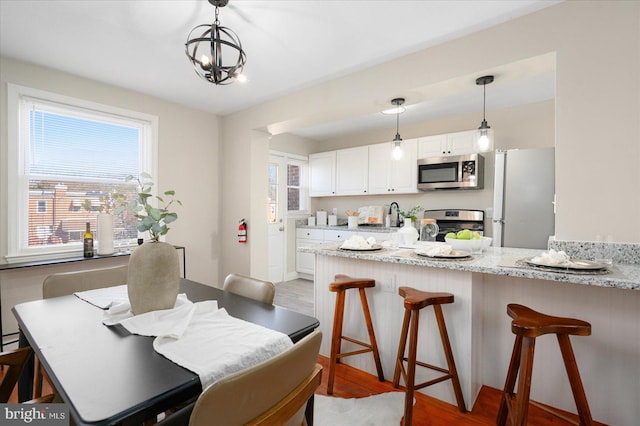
[43,265,128,299]
[223,273,276,305]
[0,347,32,402]
[189,329,322,426]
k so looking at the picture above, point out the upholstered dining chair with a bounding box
[157,329,323,426]
[42,264,128,298]
[222,273,276,305]
[0,347,55,403]
[34,264,129,398]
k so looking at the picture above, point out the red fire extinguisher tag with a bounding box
[238,219,247,244]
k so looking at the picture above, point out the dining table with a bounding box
[13,278,320,426]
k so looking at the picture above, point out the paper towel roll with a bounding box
[97,213,114,255]
[316,211,327,226]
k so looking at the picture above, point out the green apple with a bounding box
[472,231,482,240]
[457,229,471,240]
[445,232,457,239]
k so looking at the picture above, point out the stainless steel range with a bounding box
[423,209,484,242]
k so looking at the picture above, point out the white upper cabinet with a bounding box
[368,139,418,195]
[309,151,336,197]
[335,146,369,195]
[418,130,476,158]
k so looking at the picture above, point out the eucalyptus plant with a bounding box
[399,205,422,223]
[125,172,181,243]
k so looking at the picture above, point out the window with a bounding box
[6,84,157,261]
[36,201,47,213]
[286,160,308,213]
[267,152,308,224]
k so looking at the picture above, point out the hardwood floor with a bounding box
[315,355,608,425]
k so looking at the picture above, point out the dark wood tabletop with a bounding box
[12,278,319,426]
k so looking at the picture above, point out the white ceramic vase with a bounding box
[97,213,114,255]
[127,241,180,315]
[397,218,419,245]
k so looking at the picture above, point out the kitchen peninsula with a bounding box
[299,242,640,425]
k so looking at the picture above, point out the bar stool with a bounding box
[393,287,466,425]
[497,304,594,426]
[327,274,384,395]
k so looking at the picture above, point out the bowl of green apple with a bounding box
[444,229,492,252]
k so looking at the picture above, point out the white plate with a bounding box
[525,257,607,270]
[339,244,383,252]
[415,249,471,259]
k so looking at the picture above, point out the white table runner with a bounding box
[84,286,293,390]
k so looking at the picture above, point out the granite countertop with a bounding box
[298,243,640,291]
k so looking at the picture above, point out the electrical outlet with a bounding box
[381,274,396,293]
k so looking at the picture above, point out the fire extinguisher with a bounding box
[238,219,247,244]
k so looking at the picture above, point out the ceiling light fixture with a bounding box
[185,0,247,85]
[390,98,406,161]
[476,75,494,151]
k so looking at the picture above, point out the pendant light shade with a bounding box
[390,98,405,160]
[185,0,247,85]
[476,75,494,151]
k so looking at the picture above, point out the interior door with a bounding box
[267,155,286,283]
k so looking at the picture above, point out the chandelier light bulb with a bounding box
[478,131,490,151]
[392,141,405,160]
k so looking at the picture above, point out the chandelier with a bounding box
[185,0,247,85]
[390,98,406,160]
[475,75,494,151]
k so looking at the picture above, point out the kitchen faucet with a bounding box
[389,202,400,227]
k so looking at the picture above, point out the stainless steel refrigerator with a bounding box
[492,147,555,249]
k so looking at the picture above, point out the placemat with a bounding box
[514,258,611,275]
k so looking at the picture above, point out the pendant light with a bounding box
[475,75,494,151]
[185,0,247,85]
[390,98,405,160]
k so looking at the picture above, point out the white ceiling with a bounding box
[0,0,559,140]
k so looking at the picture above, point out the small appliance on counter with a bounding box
[357,205,385,225]
[316,210,327,226]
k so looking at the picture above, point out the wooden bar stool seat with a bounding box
[393,287,466,425]
[497,303,594,426]
[327,274,384,394]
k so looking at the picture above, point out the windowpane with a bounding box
[287,164,300,186]
[267,163,278,224]
[29,110,140,179]
[27,180,138,247]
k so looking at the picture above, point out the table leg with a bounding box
[305,394,315,426]
[17,329,34,402]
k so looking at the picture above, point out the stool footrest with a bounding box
[341,336,373,348]
[336,348,374,359]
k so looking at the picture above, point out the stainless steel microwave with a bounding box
[417,153,484,190]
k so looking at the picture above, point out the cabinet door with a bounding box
[336,146,368,195]
[309,151,336,197]
[296,238,322,274]
[323,230,356,242]
[417,134,448,158]
[448,130,476,156]
[389,138,418,193]
[367,143,392,194]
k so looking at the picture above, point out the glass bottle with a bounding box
[83,222,94,258]
[420,219,439,242]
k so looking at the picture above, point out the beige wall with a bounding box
[0,57,221,331]
[220,1,640,280]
